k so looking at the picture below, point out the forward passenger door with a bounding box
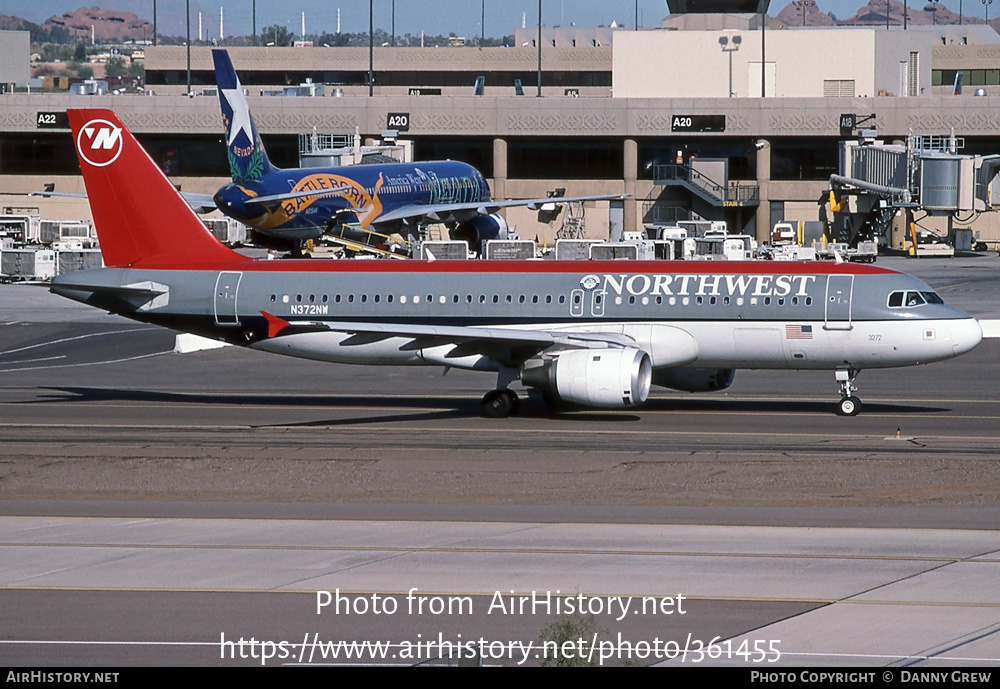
[824,275,853,330]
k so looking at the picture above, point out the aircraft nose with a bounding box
[950,318,983,356]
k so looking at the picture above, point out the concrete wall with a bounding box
[145,45,614,97]
[614,28,933,99]
[875,31,935,97]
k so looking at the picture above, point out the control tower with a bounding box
[666,0,770,14]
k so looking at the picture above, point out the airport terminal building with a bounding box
[3,4,1000,245]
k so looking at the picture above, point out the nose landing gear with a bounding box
[835,367,862,416]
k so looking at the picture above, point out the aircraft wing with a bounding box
[30,191,87,200]
[261,313,698,368]
[33,190,218,214]
[244,186,352,206]
[268,312,536,343]
[180,192,219,214]
[374,194,629,225]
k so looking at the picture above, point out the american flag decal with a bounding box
[786,324,813,340]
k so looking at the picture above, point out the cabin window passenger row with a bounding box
[276,293,817,310]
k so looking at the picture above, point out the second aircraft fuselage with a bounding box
[213,160,491,239]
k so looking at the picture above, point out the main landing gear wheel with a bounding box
[481,389,519,418]
[838,395,862,416]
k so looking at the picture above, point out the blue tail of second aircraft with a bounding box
[213,49,277,184]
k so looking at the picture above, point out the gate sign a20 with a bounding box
[671,115,725,133]
[387,113,410,131]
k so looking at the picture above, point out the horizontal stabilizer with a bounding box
[32,190,219,215]
[30,191,87,199]
[50,282,167,298]
[375,194,630,225]
[180,192,220,213]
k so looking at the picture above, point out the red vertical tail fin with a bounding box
[67,109,248,268]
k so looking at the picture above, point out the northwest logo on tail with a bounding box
[76,119,123,167]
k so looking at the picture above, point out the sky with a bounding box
[0,0,987,40]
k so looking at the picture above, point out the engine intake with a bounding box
[452,214,509,252]
[521,347,652,408]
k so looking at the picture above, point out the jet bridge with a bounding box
[825,126,1000,252]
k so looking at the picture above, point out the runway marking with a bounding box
[0,586,824,602]
[7,402,1000,413]
[2,396,998,418]
[6,514,999,532]
[44,413,1000,426]
[2,395,999,415]
[3,539,997,562]
[0,638,995,666]
[0,355,65,365]
[0,421,998,442]
[1,585,998,613]
[0,328,158,356]
[2,391,998,406]
[0,402,441,412]
[0,351,174,373]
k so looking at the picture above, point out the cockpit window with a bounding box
[888,290,943,308]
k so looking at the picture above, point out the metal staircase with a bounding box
[650,164,759,208]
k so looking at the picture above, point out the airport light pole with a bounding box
[760,10,766,97]
[152,0,156,46]
[537,0,542,97]
[368,0,374,96]
[791,0,806,26]
[185,0,190,95]
[985,0,993,26]
[253,0,257,46]
[719,34,741,98]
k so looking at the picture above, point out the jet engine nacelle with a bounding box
[521,347,652,408]
[652,367,736,393]
[452,213,509,250]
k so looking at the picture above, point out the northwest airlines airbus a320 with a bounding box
[52,109,983,417]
